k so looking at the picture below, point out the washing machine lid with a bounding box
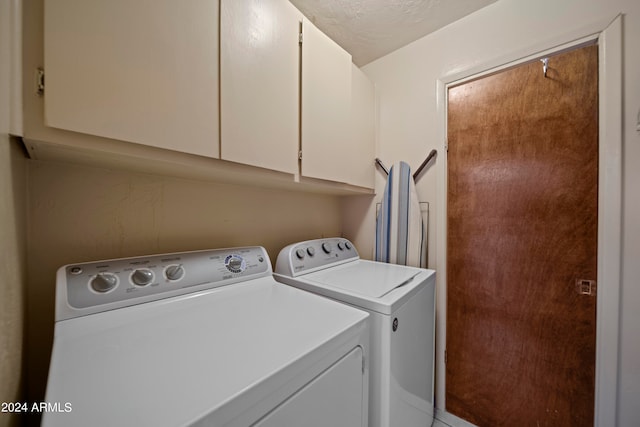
[275,259,436,315]
[307,261,421,298]
[43,277,368,427]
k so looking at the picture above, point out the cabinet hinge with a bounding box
[299,31,303,45]
[36,68,45,96]
[362,356,366,374]
[298,150,303,160]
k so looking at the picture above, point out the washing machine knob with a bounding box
[345,241,352,250]
[322,242,332,254]
[295,249,306,259]
[90,273,118,293]
[337,242,345,250]
[306,247,315,256]
[165,264,184,281]
[131,269,153,286]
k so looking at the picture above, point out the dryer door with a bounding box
[253,347,365,427]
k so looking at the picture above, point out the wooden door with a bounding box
[446,45,598,426]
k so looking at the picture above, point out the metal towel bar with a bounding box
[375,149,437,181]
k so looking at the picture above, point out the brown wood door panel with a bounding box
[446,45,598,426]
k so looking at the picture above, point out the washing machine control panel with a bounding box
[60,247,270,317]
[275,238,359,277]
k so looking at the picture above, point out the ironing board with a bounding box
[375,161,427,268]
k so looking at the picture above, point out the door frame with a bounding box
[434,15,622,427]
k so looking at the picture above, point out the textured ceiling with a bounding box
[290,0,498,66]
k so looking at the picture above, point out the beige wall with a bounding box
[0,138,27,427]
[25,160,344,405]
[357,0,640,424]
[1,0,27,426]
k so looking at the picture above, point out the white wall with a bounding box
[0,1,27,427]
[355,0,640,425]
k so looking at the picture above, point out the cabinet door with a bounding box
[348,65,376,189]
[300,18,352,184]
[44,0,219,158]
[220,0,300,174]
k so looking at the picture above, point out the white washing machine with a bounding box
[274,238,436,427]
[43,246,369,427]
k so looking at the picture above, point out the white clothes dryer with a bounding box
[274,238,436,427]
[43,246,369,427]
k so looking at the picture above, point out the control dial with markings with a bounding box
[322,242,332,254]
[90,273,118,293]
[131,269,154,286]
[225,255,246,273]
[165,264,185,281]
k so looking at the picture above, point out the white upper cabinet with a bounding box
[300,17,353,184]
[37,0,375,192]
[348,65,376,189]
[220,0,300,174]
[43,0,219,158]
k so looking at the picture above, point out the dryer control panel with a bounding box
[57,246,271,321]
[275,238,359,277]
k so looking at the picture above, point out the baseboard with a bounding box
[434,408,478,427]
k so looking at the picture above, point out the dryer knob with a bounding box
[306,247,315,256]
[337,242,345,250]
[295,249,306,259]
[225,255,246,273]
[165,264,184,281]
[90,273,118,293]
[322,242,332,254]
[345,241,352,250]
[131,269,153,286]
